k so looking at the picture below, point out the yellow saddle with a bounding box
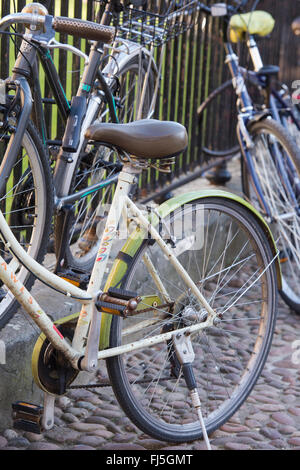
[229,11,275,43]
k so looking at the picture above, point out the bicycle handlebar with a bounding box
[52,16,115,43]
[0,12,46,31]
[0,11,116,44]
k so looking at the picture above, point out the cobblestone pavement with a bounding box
[1,295,300,451]
[1,161,300,451]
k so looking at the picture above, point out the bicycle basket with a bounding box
[112,1,200,46]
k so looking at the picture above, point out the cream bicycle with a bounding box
[0,114,280,445]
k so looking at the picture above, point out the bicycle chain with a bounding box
[67,376,172,390]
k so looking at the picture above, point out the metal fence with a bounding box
[0,0,299,198]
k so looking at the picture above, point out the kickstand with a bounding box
[189,386,212,450]
[173,332,212,450]
[41,393,55,431]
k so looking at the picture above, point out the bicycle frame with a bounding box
[0,164,221,371]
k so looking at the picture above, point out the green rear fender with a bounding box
[99,189,281,350]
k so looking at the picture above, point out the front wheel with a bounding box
[106,197,277,442]
[241,118,300,313]
[0,118,53,328]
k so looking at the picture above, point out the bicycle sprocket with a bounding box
[32,321,79,395]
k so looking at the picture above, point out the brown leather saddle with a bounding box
[85,119,188,159]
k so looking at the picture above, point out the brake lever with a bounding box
[45,38,89,66]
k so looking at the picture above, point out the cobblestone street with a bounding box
[1,159,300,451]
[1,294,300,451]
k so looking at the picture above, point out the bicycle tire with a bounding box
[280,101,300,149]
[106,197,277,442]
[197,79,240,158]
[0,118,53,329]
[53,55,155,272]
[241,117,300,313]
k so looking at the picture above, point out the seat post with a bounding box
[247,36,264,71]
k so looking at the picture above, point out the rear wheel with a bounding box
[106,197,277,442]
[197,80,240,158]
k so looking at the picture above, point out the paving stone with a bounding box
[66,407,89,419]
[89,429,114,440]
[245,419,261,428]
[211,437,235,446]
[278,425,297,435]
[1,446,21,450]
[238,432,265,441]
[23,432,44,442]
[273,360,298,370]
[288,408,300,417]
[69,422,106,432]
[3,429,18,440]
[220,424,249,433]
[76,401,97,411]
[272,412,295,426]
[77,435,106,447]
[28,442,62,450]
[85,416,119,433]
[270,439,287,449]
[7,436,30,448]
[44,427,80,443]
[100,443,146,450]
[61,412,79,423]
[136,438,166,450]
[93,408,124,419]
[193,441,217,450]
[56,396,72,410]
[287,437,300,446]
[0,436,8,448]
[224,442,252,451]
[113,433,137,443]
[70,445,96,450]
[260,427,282,440]
[254,443,278,450]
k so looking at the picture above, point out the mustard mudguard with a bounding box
[99,189,281,350]
[229,11,275,43]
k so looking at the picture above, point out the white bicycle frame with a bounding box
[0,164,218,373]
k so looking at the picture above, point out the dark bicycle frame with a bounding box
[0,1,121,212]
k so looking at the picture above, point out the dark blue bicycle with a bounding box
[197,0,300,313]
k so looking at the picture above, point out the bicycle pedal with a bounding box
[12,401,44,434]
[57,268,90,289]
[107,287,138,301]
[95,300,126,316]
